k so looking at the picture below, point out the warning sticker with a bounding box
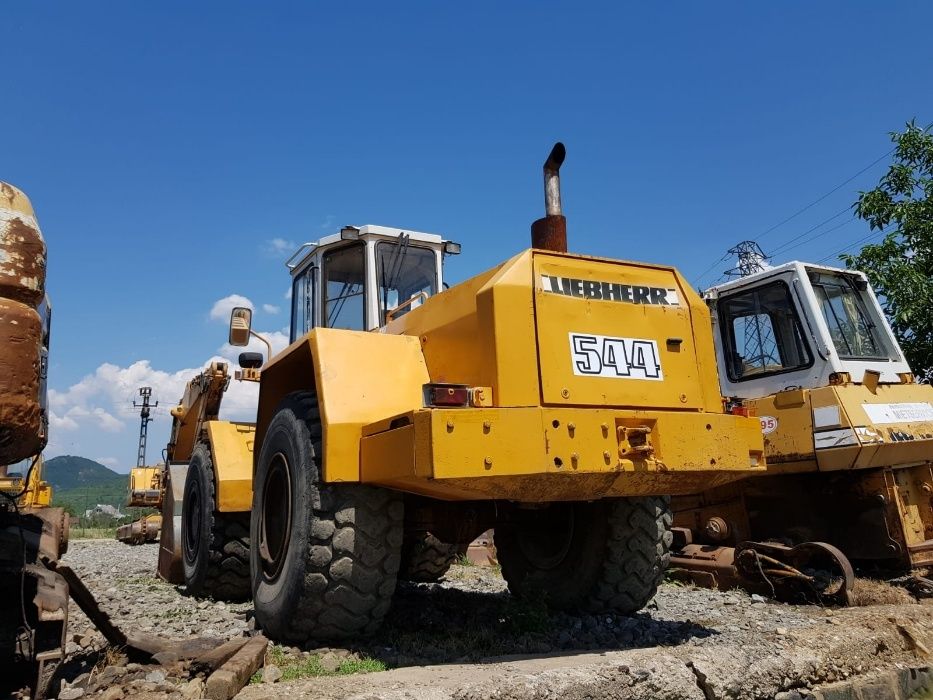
[569,332,663,381]
[862,402,933,425]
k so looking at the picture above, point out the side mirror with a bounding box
[238,352,263,369]
[229,307,253,347]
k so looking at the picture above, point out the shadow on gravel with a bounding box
[336,581,717,668]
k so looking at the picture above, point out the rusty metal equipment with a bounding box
[670,528,855,606]
[116,513,161,545]
[0,181,69,698]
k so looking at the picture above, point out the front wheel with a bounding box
[250,391,403,643]
[181,444,250,600]
[496,497,672,613]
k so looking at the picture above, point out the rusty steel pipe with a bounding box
[531,142,568,252]
[543,142,566,216]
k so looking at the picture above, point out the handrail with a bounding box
[386,291,429,321]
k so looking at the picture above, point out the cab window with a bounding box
[720,281,813,381]
[810,273,886,360]
[290,266,315,343]
[323,243,366,330]
[376,242,437,324]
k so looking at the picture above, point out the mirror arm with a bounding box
[250,330,273,363]
[249,328,272,362]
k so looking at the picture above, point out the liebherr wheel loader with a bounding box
[159,144,765,643]
[671,260,933,603]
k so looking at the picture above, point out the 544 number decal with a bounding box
[569,333,663,381]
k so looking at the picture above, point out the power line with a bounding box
[770,217,859,260]
[692,139,901,287]
[754,148,895,242]
[691,253,732,287]
[768,205,853,257]
[815,227,891,264]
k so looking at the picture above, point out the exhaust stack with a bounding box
[531,142,567,252]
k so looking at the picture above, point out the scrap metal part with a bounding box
[1,506,69,699]
[669,527,856,606]
[0,182,48,466]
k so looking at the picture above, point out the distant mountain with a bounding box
[43,455,124,491]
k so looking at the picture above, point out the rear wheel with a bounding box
[251,391,403,643]
[399,531,466,583]
[496,497,672,613]
[181,444,250,600]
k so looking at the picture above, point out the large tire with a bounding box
[496,497,672,613]
[399,531,465,583]
[251,391,403,643]
[181,444,251,601]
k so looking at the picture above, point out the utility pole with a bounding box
[133,387,158,468]
[725,240,770,278]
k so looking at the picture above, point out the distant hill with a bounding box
[44,455,128,514]
[44,455,124,491]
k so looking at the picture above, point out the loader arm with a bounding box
[165,361,230,464]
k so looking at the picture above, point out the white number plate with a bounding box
[862,402,933,424]
[568,333,663,380]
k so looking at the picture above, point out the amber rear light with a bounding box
[424,384,471,407]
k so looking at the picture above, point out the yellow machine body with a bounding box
[247,248,764,505]
[0,456,53,509]
[126,466,162,508]
[749,382,933,474]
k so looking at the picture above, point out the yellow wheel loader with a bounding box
[671,260,933,603]
[159,144,765,642]
[116,466,163,545]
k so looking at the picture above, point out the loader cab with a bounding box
[286,225,459,342]
[705,261,911,400]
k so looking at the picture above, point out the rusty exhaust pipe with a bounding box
[531,142,567,252]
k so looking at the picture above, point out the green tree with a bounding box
[843,120,933,380]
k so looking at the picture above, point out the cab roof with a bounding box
[287,224,448,275]
[704,260,869,298]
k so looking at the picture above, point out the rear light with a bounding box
[730,406,751,417]
[424,384,470,407]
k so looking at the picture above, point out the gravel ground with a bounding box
[49,539,933,700]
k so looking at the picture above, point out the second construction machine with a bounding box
[158,144,766,643]
[672,260,933,603]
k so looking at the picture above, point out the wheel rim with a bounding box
[183,477,201,565]
[259,451,292,582]
[516,503,575,570]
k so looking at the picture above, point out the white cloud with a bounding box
[263,237,297,258]
[209,294,254,323]
[262,304,280,315]
[92,407,124,432]
[49,411,78,431]
[284,287,292,300]
[319,215,335,231]
[96,457,119,467]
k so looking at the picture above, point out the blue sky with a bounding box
[3,2,931,471]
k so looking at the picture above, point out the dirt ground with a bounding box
[52,539,933,700]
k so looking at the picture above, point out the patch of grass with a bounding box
[261,644,386,682]
[501,594,550,635]
[455,553,474,567]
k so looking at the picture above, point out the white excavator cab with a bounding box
[285,225,460,340]
[705,261,913,400]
